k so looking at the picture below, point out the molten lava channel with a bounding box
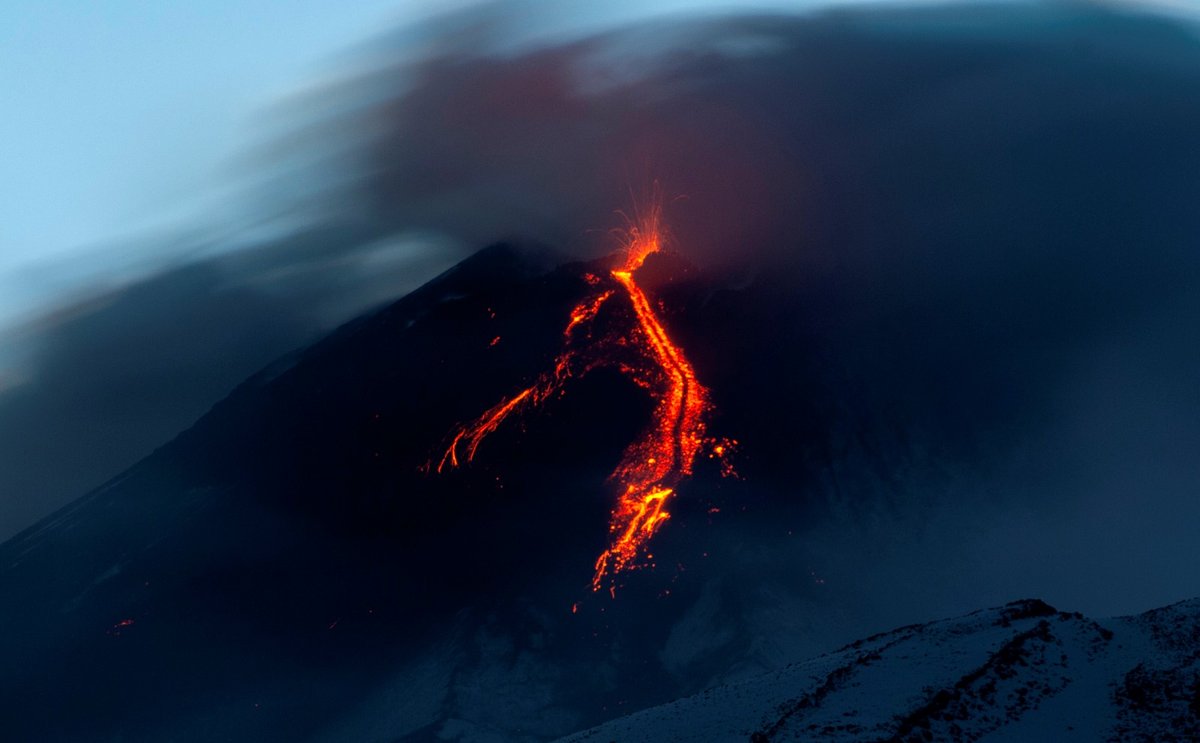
[432,208,727,594]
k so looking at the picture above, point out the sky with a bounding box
[0,0,995,328]
[2,0,1192,328]
[0,0,446,325]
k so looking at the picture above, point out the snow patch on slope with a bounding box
[559,598,1200,742]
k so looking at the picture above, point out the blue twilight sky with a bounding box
[0,0,449,323]
[0,0,1188,328]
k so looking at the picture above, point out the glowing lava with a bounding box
[433,202,725,593]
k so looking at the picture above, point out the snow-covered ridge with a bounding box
[559,598,1200,742]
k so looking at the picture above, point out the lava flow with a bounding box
[432,203,728,594]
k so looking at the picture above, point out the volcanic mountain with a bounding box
[0,243,779,741]
[3,240,1195,742]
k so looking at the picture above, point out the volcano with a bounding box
[3,236,1197,742]
[0,242,765,741]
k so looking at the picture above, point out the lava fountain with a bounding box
[431,201,730,594]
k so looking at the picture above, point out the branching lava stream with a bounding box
[431,203,730,594]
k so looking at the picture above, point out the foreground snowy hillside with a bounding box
[561,598,1200,742]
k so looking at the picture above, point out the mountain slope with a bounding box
[6,237,1196,742]
[0,243,778,741]
[560,598,1200,742]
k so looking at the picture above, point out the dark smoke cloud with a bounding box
[308,1,1200,278]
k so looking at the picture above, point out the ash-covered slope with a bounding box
[4,231,1198,742]
[0,245,590,740]
[0,242,811,742]
[561,598,1200,742]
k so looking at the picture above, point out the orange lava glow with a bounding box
[593,217,710,591]
[433,201,728,593]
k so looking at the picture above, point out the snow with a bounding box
[557,598,1200,742]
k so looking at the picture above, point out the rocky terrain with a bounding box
[562,598,1200,742]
